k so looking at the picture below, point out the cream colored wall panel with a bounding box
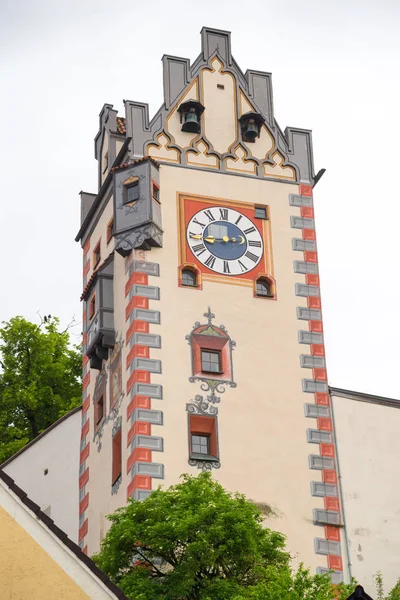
[150,165,322,572]
[147,132,180,163]
[264,151,296,180]
[202,58,237,154]
[225,144,257,174]
[187,140,219,168]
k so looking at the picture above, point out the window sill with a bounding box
[190,453,218,462]
[201,370,224,376]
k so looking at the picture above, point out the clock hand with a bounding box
[189,233,240,243]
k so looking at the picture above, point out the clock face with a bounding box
[186,206,264,276]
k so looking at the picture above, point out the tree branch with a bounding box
[135,548,165,578]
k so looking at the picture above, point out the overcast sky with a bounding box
[1,0,399,397]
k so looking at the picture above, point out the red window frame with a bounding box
[189,414,218,458]
[112,428,122,484]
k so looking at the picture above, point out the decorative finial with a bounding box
[203,306,215,326]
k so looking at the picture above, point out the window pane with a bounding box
[192,434,209,455]
[182,269,196,286]
[256,279,270,296]
[201,350,220,372]
[255,206,267,219]
[125,181,139,204]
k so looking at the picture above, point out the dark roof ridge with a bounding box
[0,468,129,600]
[0,405,82,469]
[329,385,400,408]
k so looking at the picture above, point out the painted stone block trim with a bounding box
[314,538,341,556]
[130,308,161,324]
[299,331,324,344]
[316,568,344,584]
[290,216,315,230]
[133,489,152,501]
[289,194,313,207]
[307,429,332,444]
[297,307,322,321]
[302,379,329,393]
[300,355,325,368]
[291,185,343,574]
[131,408,164,425]
[294,260,319,274]
[124,259,163,503]
[131,382,163,399]
[309,455,335,470]
[295,283,320,297]
[313,509,341,526]
[311,481,338,497]
[131,357,162,373]
[131,462,164,479]
[130,284,160,300]
[131,435,164,451]
[131,260,160,276]
[292,238,317,252]
[304,404,330,418]
[131,332,162,348]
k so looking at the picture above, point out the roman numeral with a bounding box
[238,260,248,272]
[248,240,261,247]
[193,218,206,229]
[204,210,215,222]
[223,261,230,274]
[204,255,216,269]
[219,209,228,220]
[192,243,206,256]
[244,226,256,235]
[235,215,243,225]
[245,251,259,263]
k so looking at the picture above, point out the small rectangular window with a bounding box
[152,182,160,203]
[123,180,139,205]
[89,295,96,320]
[112,428,122,485]
[255,206,267,219]
[191,434,210,455]
[107,217,114,243]
[189,414,218,459]
[95,395,104,425]
[93,242,101,268]
[201,349,221,374]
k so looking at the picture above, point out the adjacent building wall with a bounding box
[2,407,81,542]
[331,388,400,593]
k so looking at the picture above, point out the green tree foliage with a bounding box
[0,316,82,462]
[93,472,356,600]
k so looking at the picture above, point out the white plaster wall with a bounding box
[332,394,400,592]
[3,409,81,542]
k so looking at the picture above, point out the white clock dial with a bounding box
[186,206,264,275]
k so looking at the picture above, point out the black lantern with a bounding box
[239,111,265,143]
[178,99,205,134]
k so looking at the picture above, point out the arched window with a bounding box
[182,268,197,287]
[256,277,271,297]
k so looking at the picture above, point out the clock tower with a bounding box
[76,28,344,583]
